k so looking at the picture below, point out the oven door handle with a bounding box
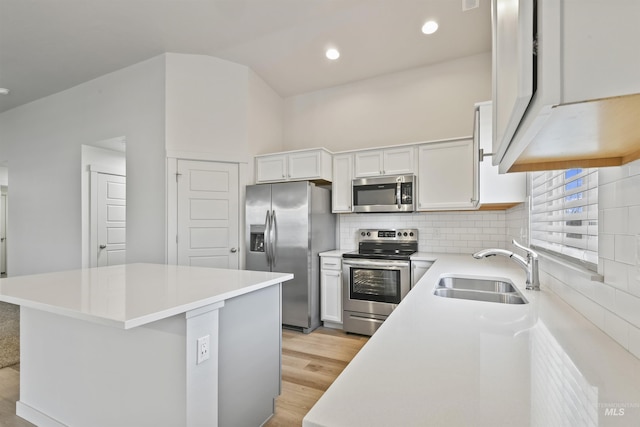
[343,259,410,269]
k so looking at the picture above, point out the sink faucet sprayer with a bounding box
[473,240,540,291]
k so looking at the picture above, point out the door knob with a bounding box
[230,248,238,253]
[99,244,107,249]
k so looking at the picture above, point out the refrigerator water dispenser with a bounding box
[250,225,265,252]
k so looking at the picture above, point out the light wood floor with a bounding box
[0,327,367,427]
[0,365,34,427]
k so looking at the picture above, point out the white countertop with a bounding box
[319,250,349,257]
[304,254,640,426]
[0,263,293,329]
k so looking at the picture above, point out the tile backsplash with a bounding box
[533,159,640,360]
[338,210,512,253]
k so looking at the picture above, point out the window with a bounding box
[530,168,598,268]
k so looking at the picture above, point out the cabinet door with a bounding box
[476,102,526,205]
[332,154,353,213]
[288,151,321,180]
[354,150,384,177]
[491,0,534,162]
[321,269,342,323]
[255,155,287,183]
[383,147,414,175]
[417,139,477,211]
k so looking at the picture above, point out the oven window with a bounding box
[350,268,401,304]
[353,184,396,206]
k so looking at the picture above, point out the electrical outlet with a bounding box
[197,335,210,365]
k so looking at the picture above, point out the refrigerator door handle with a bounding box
[271,210,278,268]
[264,210,272,267]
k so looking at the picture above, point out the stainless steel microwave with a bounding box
[352,174,415,213]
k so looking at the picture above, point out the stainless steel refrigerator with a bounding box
[246,181,335,333]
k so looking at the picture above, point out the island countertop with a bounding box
[0,263,293,329]
[304,254,640,426]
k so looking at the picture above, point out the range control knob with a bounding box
[366,232,371,236]
[403,232,408,236]
[409,232,414,236]
[361,232,366,236]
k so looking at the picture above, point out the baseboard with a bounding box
[16,401,67,427]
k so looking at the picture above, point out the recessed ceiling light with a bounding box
[0,88,9,95]
[326,48,340,60]
[421,20,439,35]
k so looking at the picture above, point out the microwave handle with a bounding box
[396,182,401,209]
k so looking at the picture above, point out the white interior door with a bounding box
[97,173,126,267]
[177,160,239,269]
[0,193,6,274]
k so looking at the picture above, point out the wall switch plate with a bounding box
[197,335,210,365]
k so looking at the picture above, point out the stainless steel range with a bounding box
[342,229,418,336]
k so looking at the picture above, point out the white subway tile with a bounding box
[599,233,615,260]
[620,175,640,207]
[603,311,630,350]
[628,159,640,177]
[629,326,640,360]
[591,282,617,312]
[628,264,640,298]
[604,259,629,291]
[598,182,617,209]
[615,234,637,265]
[599,166,627,185]
[629,207,640,235]
[614,289,640,329]
[603,207,628,234]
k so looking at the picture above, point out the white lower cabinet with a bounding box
[417,138,478,211]
[320,254,343,326]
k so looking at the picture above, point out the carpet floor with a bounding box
[0,302,19,369]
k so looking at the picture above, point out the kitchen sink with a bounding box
[433,275,528,305]
[437,276,517,293]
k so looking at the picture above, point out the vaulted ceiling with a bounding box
[0,0,491,114]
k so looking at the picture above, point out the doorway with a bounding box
[81,138,126,268]
[0,187,7,276]
[169,159,240,269]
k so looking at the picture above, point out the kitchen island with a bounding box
[0,263,293,427]
[304,254,640,426]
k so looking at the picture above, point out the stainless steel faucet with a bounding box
[473,240,540,291]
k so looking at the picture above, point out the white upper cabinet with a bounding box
[255,148,333,183]
[475,101,526,208]
[255,154,287,182]
[417,138,478,211]
[492,0,640,173]
[354,146,414,177]
[332,153,354,213]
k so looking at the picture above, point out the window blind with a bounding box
[530,168,598,267]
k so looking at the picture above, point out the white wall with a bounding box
[283,52,491,151]
[165,53,251,163]
[247,69,285,157]
[0,56,166,276]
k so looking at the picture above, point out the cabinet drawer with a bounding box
[321,257,342,271]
